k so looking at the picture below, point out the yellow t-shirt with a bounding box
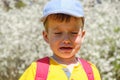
[19,57,101,80]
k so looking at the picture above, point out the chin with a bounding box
[60,54,75,59]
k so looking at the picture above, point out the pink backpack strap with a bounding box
[79,58,94,80]
[35,57,49,80]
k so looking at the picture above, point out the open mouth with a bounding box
[59,47,73,52]
[60,47,73,50]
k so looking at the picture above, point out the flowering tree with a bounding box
[0,0,120,80]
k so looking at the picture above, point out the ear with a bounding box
[42,31,49,43]
[81,30,86,38]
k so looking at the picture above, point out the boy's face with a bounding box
[43,16,85,59]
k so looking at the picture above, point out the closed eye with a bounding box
[71,32,78,34]
[54,32,62,35]
[54,32,62,34]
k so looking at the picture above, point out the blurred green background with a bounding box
[0,0,120,80]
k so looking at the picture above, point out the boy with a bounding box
[19,0,101,80]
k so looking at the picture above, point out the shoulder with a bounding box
[19,57,50,80]
[30,62,37,69]
[87,61,97,69]
[87,61,99,72]
[78,58,101,80]
[25,61,37,74]
[78,58,98,70]
[23,62,37,73]
[19,62,37,80]
[87,61,101,80]
[80,59,100,74]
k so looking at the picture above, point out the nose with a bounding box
[62,34,71,44]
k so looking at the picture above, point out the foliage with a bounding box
[15,0,26,9]
[0,0,120,80]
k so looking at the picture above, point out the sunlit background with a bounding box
[0,0,120,80]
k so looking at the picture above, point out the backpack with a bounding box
[35,57,94,80]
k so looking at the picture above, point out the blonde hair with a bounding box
[43,13,84,31]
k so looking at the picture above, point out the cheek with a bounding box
[74,36,82,44]
[48,36,60,46]
[74,36,82,52]
[49,36,59,42]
